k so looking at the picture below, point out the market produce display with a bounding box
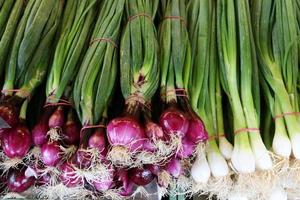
[0,0,299,200]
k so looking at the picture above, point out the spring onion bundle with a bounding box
[32,1,98,186]
[0,0,24,83]
[157,0,208,194]
[0,0,63,182]
[107,0,160,167]
[187,1,231,195]
[252,0,300,159]
[71,0,125,197]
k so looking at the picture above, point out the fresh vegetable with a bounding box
[106,0,160,167]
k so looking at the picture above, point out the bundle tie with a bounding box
[125,94,151,111]
[163,16,187,26]
[273,112,300,121]
[90,37,118,48]
[128,13,152,23]
[80,124,106,136]
[1,89,30,99]
[208,133,225,141]
[234,128,260,135]
[44,96,73,108]
[162,88,189,98]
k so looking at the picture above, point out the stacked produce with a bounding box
[0,0,300,199]
[0,0,63,194]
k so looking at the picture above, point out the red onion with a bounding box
[145,122,165,141]
[41,141,61,166]
[145,164,161,176]
[62,112,80,145]
[0,104,18,127]
[7,168,35,193]
[73,149,92,168]
[116,169,134,196]
[129,167,154,186]
[32,119,49,146]
[159,107,189,137]
[92,167,114,191]
[37,172,51,186]
[177,137,196,159]
[164,157,182,178]
[107,117,145,151]
[60,162,82,187]
[88,128,106,153]
[48,106,65,128]
[1,124,31,158]
[186,118,208,143]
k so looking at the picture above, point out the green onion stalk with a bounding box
[251,0,300,159]
[252,0,300,198]
[106,0,161,168]
[156,0,208,194]
[217,0,272,177]
[73,0,125,184]
[0,0,24,85]
[27,1,101,195]
[0,0,63,173]
[188,1,232,195]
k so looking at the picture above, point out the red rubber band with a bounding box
[90,37,118,48]
[234,128,260,135]
[163,16,187,26]
[128,13,152,23]
[273,112,300,121]
[80,124,106,136]
[164,88,188,98]
[44,96,73,108]
[208,133,225,141]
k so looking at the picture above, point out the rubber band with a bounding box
[234,128,260,135]
[273,112,300,121]
[90,37,118,48]
[1,89,30,98]
[125,94,151,111]
[44,96,73,108]
[163,16,187,26]
[163,88,188,98]
[80,124,106,136]
[128,13,152,23]
[208,134,225,141]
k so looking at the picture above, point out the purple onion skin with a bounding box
[0,104,18,128]
[48,106,65,128]
[145,164,161,176]
[107,117,146,150]
[186,118,208,143]
[60,162,82,187]
[143,139,156,152]
[159,107,189,137]
[145,122,165,141]
[129,167,154,186]
[32,119,49,147]
[116,169,134,196]
[93,166,114,191]
[7,168,35,193]
[63,120,80,145]
[37,172,51,186]
[165,157,182,178]
[1,125,32,158]
[88,128,106,153]
[177,137,196,159]
[41,141,61,166]
[73,149,91,169]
